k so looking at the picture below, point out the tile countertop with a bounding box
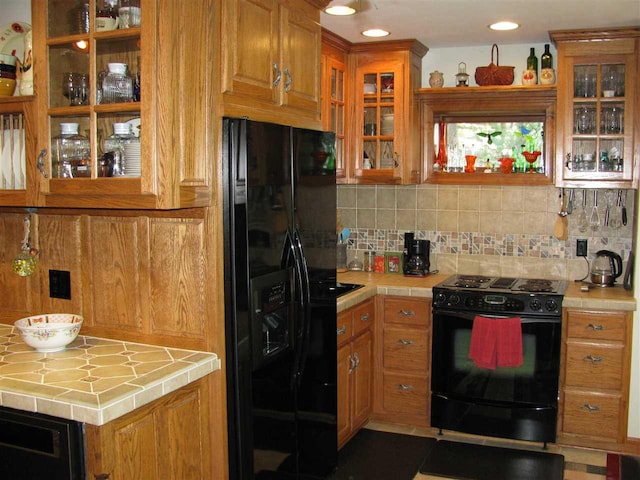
[0,324,220,426]
[337,272,636,312]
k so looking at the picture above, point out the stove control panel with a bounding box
[433,288,563,316]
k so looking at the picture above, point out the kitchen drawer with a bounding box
[352,299,374,337]
[337,310,353,346]
[383,297,429,326]
[563,390,622,440]
[382,373,427,415]
[383,326,428,372]
[566,311,627,342]
[565,341,623,390]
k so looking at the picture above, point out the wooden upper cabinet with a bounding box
[321,29,349,182]
[221,0,323,130]
[0,97,39,206]
[551,27,640,189]
[349,40,428,185]
[24,0,216,210]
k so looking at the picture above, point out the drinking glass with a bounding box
[62,72,75,100]
[69,74,89,106]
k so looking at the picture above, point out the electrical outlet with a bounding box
[49,270,71,299]
[576,239,588,257]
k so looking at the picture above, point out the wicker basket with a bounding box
[474,44,514,86]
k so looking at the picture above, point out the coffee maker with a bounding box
[402,232,430,276]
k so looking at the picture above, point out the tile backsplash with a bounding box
[337,184,634,280]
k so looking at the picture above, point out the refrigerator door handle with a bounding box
[230,119,247,205]
[290,228,312,388]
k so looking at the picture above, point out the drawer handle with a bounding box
[587,323,605,331]
[360,314,370,322]
[583,355,603,364]
[399,309,415,316]
[337,326,347,336]
[581,404,601,412]
[398,339,414,346]
[398,384,413,391]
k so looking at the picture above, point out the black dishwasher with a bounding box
[0,406,85,479]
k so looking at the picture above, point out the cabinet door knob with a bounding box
[337,326,346,335]
[583,355,603,363]
[37,149,49,178]
[273,62,282,87]
[360,314,369,322]
[581,404,600,412]
[398,384,413,391]
[398,338,414,346]
[284,68,293,92]
[398,309,415,316]
[587,323,605,331]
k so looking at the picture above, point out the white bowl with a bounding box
[364,83,376,94]
[15,314,83,352]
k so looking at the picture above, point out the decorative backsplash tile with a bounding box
[337,184,635,279]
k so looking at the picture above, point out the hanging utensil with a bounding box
[576,189,589,233]
[622,190,627,226]
[603,190,615,228]
[554,188,568,240]
[566,189,575,214]
[589,190,600,232]
[610,190,623,229]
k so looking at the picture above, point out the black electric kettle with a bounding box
[590,250,623,287]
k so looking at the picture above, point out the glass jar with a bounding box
[101,63,133,104]
[103,122,136,176]
[364,251,375,272]
[51,123,90,178]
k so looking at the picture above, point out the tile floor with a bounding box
[365,421,609,480]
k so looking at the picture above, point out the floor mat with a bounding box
[328,429,437,480]
[419,440,564,480]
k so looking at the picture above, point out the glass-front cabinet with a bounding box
[551,28,639,188]
[350,41,427,185]
[321,30,347,182]
[27,0,215,209]
[358,63,402,175]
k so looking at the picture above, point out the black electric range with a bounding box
[433,274,568,317]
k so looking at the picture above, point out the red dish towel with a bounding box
[469,316,523,369]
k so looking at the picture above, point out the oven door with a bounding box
[431,308,561,443]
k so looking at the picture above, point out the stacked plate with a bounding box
[123,142,141,176]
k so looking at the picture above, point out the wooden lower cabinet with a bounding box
[85,377,212,480]
[337,299,374,449]
[373,295,431,426]
[558,308,633,451]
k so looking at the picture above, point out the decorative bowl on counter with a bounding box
[14,313,83,352]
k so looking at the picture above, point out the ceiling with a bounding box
[320,0,640,48]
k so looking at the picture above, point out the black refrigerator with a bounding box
[222,117,338,479]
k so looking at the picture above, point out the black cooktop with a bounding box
[437,275,568,295]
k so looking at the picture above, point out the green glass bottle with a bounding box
[541,44,553,69]
[527,48,538,81]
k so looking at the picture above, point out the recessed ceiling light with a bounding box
[362,29,390,38]
[325,5,356,15]
[489,21,519,31]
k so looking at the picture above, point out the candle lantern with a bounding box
[456,62,470,87]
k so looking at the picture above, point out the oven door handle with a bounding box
[434,310,561,324]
